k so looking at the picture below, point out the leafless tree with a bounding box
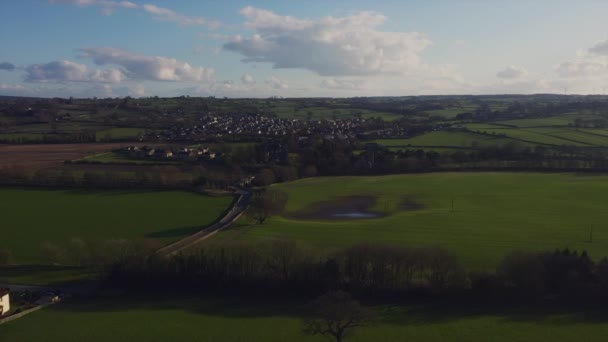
[303,291,374,342]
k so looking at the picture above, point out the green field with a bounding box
[475,127,607,146]
[0,188,233,263]
[2,295,608,342]
[374,131,521,149]
[95,127,148,141]
[213,173,608,270]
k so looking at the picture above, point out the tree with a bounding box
[303,291,374,342]
[248,189,287,224]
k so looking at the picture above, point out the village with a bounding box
[143,113,415,142]
[123,145,221,161]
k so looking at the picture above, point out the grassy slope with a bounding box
[2,296,608,342]
[0,188,233,263]
[213,173,608,270]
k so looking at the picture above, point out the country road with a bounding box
[156,188,252,257]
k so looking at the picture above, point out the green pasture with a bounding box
[2,295,608,342]
[0,188,233,263]
[423,107,471,118]
[374,131,519,149]
[95,127,147,141]
[478,128,600,146]
[214,173,608,270]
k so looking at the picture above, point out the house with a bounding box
[0,289,9,316]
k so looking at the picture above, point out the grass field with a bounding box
[213,173,608,270]
[2,295,608,342]
[0,188,233,263]
[475,127,605,146]
[374,131,521,149]
[95,127,147,141]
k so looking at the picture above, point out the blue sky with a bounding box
[1,0,608,97]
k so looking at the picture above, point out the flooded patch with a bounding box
[332,212,381,219]
[291,195,385,221]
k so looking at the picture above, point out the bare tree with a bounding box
[303,291,374,342]
[248,189,287,224]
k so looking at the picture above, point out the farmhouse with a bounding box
[0,289,9,316]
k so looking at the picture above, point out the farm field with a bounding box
[0,143,136,170]
[0,188,233,263]
[213,173,608,270]
[373,131,521,149]
[475,127,608,146]
[95,127,148,141]
[2,295,608,342]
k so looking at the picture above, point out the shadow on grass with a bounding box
[42,291,608,327]
[0,265,94,287]
[374,297,608,326]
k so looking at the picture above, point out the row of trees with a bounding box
[88,241,608,303]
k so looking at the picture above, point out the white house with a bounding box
[0,289,9,316]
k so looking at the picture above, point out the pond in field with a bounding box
[291,195,386,220]
[331,212,381,219]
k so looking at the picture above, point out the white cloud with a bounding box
[0,84,26,91]
[266,76,288,89]
[89,68,127,83]
[241,73,256,85]
[223,7,432,76]
[553,40,608,79]
[79,47,215,82]
[25,60,87,82]
[588,40,608,56]
[49,0,219,27]
[24,60,125,83]
[555,59,606,78]
[496,65,528,79]
[141,4,220,28]
[319,78,364,90]
[49,0,136,15]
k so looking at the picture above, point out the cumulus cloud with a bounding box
[24,60,89,83]
[0,84,26,91]
[49,0,218,27]
[79,47,215,82]
[49,0,136,15]
[555,59,606,78]
[0,62,16,71]
[319,78,364,90]
[223,7,432,76]
[266,76,288,89]
[553,41,608,79]
[496,65,528,79]
[24,60,126,83]
[241,73,256,85]
[141,4,220,27]
[588,40,608,56]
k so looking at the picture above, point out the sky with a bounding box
[2,0,608,98]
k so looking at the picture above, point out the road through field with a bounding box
[156,188,251,257]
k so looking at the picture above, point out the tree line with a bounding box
[86,241,608,304]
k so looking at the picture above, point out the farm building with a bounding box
[0,289,9,316]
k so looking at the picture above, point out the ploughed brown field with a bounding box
[0,143,136,170]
